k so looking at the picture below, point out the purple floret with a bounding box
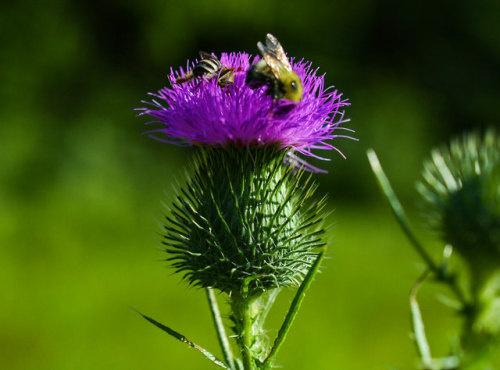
[138,52,353,172]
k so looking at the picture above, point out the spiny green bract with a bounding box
[417,130,500,267]
[162,146,326,296]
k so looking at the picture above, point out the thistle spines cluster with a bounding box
[162,145,326,296]
[417,130,500,277]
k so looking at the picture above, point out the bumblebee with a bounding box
[246,34,303,102]
[174,51,235,88]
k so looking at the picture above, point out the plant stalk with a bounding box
[206,288,235,369]
[231,293,257,370]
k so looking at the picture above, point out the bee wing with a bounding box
[265,33,293,72]
[256,43,280,80]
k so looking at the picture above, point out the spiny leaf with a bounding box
[133,308,229,369]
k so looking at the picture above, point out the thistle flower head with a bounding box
[138,44,351,296]
[138,52,352,172]
[417,131,500,270]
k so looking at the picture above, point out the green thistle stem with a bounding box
[206,288,235,369]
[367,149,470,308]
[409,270,433,367]
[460,268,500,367]
[367,150,439,272]
[231,293,259,370]
[242,300,254,369]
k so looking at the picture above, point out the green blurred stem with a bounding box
[367,149,469,307]
[367,149,438,271]
[206,288,235,369]
[263,250,325,369]
[410,270,433,368]
[459,267,500,367]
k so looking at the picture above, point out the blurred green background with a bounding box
[1,0,499,368]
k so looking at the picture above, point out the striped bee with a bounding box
[246,34,303,102]
[174,51,235,88]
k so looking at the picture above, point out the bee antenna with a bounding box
[199,51,212,59]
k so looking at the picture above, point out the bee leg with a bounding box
[173,73,194,85]
[267,100,277,120]
[220,80,235,89]
[172,77,187,85]
[223,83,236,96]
[194,80,203,90]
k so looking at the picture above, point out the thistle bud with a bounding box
[417,131,500,275]
[162,146,326,297]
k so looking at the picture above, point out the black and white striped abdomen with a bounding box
[193,55,223,79]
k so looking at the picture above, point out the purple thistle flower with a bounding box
[138,52,354,172]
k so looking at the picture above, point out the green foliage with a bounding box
[162,145,326,296]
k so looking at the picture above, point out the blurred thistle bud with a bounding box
[417,130,500,358]
[417,130,500,276]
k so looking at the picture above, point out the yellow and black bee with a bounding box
[246,34,303,102]
[174,51,235,88]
